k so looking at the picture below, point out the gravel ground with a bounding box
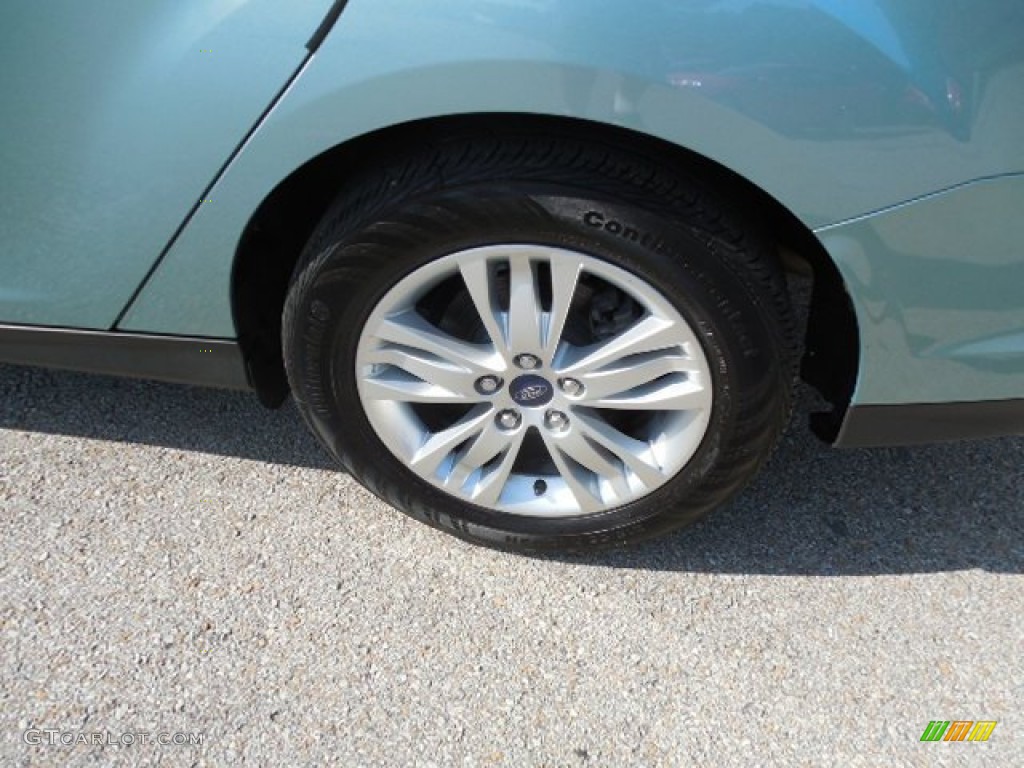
[1,363,1021,767]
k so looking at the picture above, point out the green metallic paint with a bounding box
[118,0,1024,407]
[817,174,1024,404]
[0,0,330,329]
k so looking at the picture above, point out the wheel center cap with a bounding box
[509,374,554,407]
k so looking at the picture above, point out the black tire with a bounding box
[283,134,796,553]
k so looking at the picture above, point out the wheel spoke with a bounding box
[468,430,526,507]
[458,258,507,352]
[579,348,704,401]
[443,421,517,492]
[543,254,584,357]
[588,375,711,411]
[548,428,632,500]
[374,309,502,374]
[507,252,543,355]
[558,315,694,377]
[363,345,479,401]
[545,440,605,514]
[409,407,493,476]
[361,374,477,404]
[573,410,666,488]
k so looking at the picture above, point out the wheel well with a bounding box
[232,113,858,437]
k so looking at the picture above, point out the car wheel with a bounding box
[282,135,796,552]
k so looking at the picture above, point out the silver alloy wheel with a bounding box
[355,245,713,518]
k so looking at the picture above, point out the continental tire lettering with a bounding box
[582,210,650,245]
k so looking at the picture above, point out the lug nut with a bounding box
[560,378,584,397]
[545,410,569,431]
[496,409,521,430]
[476,375,502,394]
[514,353,541,370]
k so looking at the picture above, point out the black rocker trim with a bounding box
[834,399,1024,447]
[0,324,251,391]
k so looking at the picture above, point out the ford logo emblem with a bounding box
[510,374,554,407]
[518,385,547,401]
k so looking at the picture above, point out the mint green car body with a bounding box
[2,0,1023,441]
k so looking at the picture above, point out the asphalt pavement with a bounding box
[1,363,1021,767]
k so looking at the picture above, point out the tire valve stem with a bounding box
[533,479,547,496]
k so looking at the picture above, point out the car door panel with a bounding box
[0,0,330,329]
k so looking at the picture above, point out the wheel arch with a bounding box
[232,113,858,437]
